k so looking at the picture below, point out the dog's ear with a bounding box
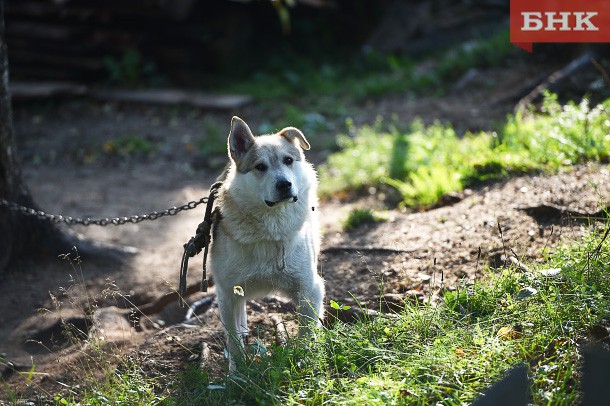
[279,127,310,151]
[228,116,256,161]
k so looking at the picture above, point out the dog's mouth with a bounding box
[265,195,298,207]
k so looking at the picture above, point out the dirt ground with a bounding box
[1,57,609,402]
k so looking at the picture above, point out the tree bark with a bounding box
[0,0,26,271]
[0,0,127,272]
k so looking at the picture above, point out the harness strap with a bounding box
[179,181,223,308]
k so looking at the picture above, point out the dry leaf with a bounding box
[497,325,521,340]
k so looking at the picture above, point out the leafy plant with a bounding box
[385,165,462,207]
[329,299,352,311]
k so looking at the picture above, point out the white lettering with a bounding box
[573,12,599,31]
[521,11,600,32]
[522,12,543,31]
[545,12,571,31]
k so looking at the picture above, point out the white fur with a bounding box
[209,117,324,370]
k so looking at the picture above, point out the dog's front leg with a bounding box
[295,274,325,338]
[217,289,248,371]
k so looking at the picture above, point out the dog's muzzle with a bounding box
[265,179,297,207]
[265,195,298,207]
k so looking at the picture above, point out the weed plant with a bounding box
[319,93,610,208]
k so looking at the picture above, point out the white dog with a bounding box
[209,116,324,370]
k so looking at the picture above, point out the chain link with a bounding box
[0,196,209,226]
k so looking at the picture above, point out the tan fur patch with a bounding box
[234,137,302,173]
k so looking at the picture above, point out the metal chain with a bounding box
[0,196,208,226]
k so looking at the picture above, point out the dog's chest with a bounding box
[213,235,308,291]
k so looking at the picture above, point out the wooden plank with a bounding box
[10,81,87,100]
[90,89,253,110]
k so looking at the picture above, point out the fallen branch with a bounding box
[508,254,530,272]
[270,315,287,346]
[514,53,594,113]
[591,58,610,92]
[138,282,202,316]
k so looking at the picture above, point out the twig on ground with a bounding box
[138,283,203,316]
[200,342,211,367]
[508,250,530,272]
[270,315,287,346]
[592,223,610,256]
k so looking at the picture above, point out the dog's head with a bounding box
[227,116,312,208]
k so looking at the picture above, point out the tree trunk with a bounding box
[0,0,28,270]
[0,0,124,272]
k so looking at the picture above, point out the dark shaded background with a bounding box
[4,0,519,85]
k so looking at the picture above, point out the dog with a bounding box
[209,116,324,370]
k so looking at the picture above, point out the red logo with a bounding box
[510,0,610,52]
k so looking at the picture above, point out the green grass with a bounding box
[55,363,165,406]
[344,208,389,230]
[167,222,610,405]
[319,92,610,207]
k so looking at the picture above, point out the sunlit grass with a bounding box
[319,92,610,208]
[343,208,389,230]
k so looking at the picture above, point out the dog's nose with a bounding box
[276,180,292,192]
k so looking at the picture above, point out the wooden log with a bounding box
[10,81,87,100]
[90,88,253,110]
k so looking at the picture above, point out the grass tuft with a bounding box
[343,208,388,230]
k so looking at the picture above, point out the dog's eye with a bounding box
[255,163,268,172]
[283,156,294,165]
